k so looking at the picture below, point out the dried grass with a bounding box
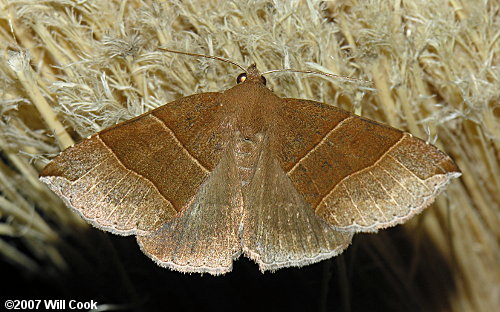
[0,0,498,311]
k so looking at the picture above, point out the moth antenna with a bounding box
[159,47,247,72]
[261,68,374,87]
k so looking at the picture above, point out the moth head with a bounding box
[237,64,267,85]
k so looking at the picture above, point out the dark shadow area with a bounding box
[2,224,455,312]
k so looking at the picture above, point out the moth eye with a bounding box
[260,75,267,85]
[236,73,247,84]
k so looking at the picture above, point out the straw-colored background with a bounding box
[0,0,498,311]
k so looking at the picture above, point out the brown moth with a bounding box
[40,63,461,275]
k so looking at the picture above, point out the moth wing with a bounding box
[137,149,243,275]
[40,92,230,235]
[274,98,460,232]
[242,134,352,272]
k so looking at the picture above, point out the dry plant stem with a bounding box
[0,134,41,191]
[454,127,499,236]
[0,191,55,241]
[0,237,39,272]
[31,22,78,80]
[371,60,399,127]
[8,53,74,150]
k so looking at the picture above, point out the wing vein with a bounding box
[96,134,176,210]
[362,182,387,221]
[288,115,352,174]
[103,174,141,221]
[380,166,416,199]
[387,154,432,192]
[343,183,368,223]
[315,133,406,211]
[150,114,210,173]
[368,171,400,207]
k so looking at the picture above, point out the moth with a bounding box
[40,59,461,275]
